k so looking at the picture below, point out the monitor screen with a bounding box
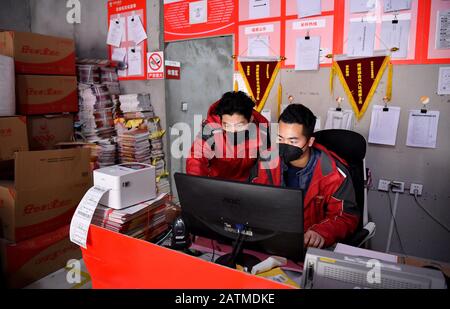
[174,173,305,262]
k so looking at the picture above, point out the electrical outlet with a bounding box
[410,183,423,196]
[378,179,390,192]
[391,181,405,193]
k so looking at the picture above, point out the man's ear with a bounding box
[249,115,254,123]
[308,136,316,147]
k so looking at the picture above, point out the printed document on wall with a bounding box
[368,105,401,146]
[324,109,354,130]
[406,110,440,149]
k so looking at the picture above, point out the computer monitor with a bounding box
[174,173,304,270]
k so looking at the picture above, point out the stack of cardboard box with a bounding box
[0,31,77,151]
[0,31,91,288]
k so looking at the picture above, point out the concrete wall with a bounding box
[0,1,31,32]
[262,65,450,262]
[165,36,234,197]
[0,0,167,146]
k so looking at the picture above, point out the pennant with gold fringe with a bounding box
[277,83,282,119]
[237,60,281,112]
[332,55,391,120]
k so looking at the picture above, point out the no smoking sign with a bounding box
[147,51,165,79]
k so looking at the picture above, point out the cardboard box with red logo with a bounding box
[0,224,81,288]
[16,75,78,115]
[0,148,92,242]
[0,31,75,76]
[0,116,28,162]
[27,114,74,151]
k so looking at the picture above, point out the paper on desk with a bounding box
[406,110,440,148]
[384,0,411,13]
[70,186,109,249]
[350,0,375,13]
[381,18,410,59]
[127,46,142,76]
[348,21,376,57]
[296,0,321,18]
[251,256,287,275]
[295,36,320,71]
[324,109,354,130]
[249,0,270,20]
[335,243,398,263]
[96,193,167,219]
[247,35,270,57]
[107,17,125,47]
[127,15,147,45]
[368,105,401,146]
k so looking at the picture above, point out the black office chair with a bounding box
[314,129,375,247]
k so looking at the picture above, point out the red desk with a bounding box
[81,225,296,289]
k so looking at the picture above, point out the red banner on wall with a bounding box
[238,60,280,112]
[164,0,237,42]
[332,55,391,119]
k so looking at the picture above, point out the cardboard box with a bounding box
[0,116,28,161]
[27,114,74,150]
[0,148,92,242]
[16,75,78,115]
[1,224,81,288]
[0,31,75,75]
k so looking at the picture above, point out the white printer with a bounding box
[93,163,156,209]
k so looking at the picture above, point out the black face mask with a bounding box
[279,143,306,165]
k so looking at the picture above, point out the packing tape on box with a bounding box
[0,55,15,116]
[70,186,110,249]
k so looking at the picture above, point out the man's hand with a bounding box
[304,230,325,248]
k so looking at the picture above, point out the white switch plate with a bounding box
[410,183,423,196]
[378,179,390,192]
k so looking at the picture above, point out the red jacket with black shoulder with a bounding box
[186,101,269,182]
[249,143,360,247]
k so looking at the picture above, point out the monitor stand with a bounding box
[215,230,261,272]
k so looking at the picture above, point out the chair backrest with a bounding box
[313,129,367,230]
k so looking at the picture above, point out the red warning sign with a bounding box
[147,51,165,79]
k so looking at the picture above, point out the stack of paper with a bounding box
[100,66,121,96]
[156,178,171,195]
[77,84,116,142]
[76,64,101,84]
[92,193,169,241]
[147,117,166,162]
[119,93,153,113]
[117,129,152,164]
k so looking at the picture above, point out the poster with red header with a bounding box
[424,0,450,63]
[164,0,237,42]
[107,0,147,80]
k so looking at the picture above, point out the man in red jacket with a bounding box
[186,91,269,181]
[249,104,360,248]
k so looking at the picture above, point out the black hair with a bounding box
[215,91,255,122]
[278,104,316,139]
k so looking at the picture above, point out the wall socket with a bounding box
[410,183,423,196]
[391,181,405,193]
[378,179,390,192]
